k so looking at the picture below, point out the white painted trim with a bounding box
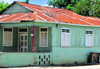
[39,27,48,47]
[18,27,28,52]
[85,29,94,47]
[3,27,13,46]
[61,28,70,47]
[18,27,28,33]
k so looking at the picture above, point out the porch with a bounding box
[0,24,52,52]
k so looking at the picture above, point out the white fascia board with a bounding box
[34,20,100,27]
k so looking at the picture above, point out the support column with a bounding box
[32,26,36,52]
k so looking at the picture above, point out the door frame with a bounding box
[18,27,28,52]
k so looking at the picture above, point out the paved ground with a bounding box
[1,65,100,69]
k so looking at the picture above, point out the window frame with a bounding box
[39,27,48,47]
[3,27,13,46]
[85,29,94,47]
[61,28,71,47]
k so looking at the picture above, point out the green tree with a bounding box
[90,0,100,17]
[22,0,29,3]
[47,0,80,10]
[0,1,9,12]
[73,0,93,16]
[73,0,100,17]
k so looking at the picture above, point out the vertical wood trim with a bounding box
[32,26,36,52]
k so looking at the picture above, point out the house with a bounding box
[0,1,100,67]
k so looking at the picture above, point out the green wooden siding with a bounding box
[51,24,99,47]
[0,27,18,51]
[36,27,52,52]
[0,27,32,52]
[2,3,32,14]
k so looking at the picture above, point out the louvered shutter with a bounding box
[7,32,12,46]
[86,30,93,47]
[65,34,70,46]
[61,28,70,47]
[40,27,48,47]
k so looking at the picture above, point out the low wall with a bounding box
[0,52,52,67]
[0,47,100,67]
[52,47,100,64]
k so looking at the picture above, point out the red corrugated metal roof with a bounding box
[0,1,100,26]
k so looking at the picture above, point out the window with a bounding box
[3,27,13,46]
[39,27,48,47]
[61,28,70,47]
[85,30,93,47]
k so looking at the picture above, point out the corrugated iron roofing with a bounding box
[0,1,100,26]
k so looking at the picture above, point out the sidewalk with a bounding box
[1,65,100,69]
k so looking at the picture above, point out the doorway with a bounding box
[18,27,28,52]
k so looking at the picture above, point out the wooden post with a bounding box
[32,26,36,52]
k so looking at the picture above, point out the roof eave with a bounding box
[0,21,20,23]
[34,20,100,27]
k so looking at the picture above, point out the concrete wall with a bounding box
[0,52,52,67]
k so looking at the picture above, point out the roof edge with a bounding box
[34,20,100,27]
[0,1,16,15]
[0,21,20,23]
[16,1,34,12]
[0,1,34,15]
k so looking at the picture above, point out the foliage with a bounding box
[73,0,100,17]
[0,1,10,12]
[90,0,100,17]
[73,0,93,16]
[22,0,29,3]
[47,0,80,11]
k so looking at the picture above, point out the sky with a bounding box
[1,0,49,6]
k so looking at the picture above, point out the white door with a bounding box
[20,34,28,52]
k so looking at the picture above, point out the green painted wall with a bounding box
[51,24,100,47]
[0,27,32,52]
[2,3,32,14]
[28,27,32,52]
[51,24,100,64]
[0,27,18,52]
[36,27,52,52]
[52,47,100,64]
[1,21,100,65]
[0,52,52,67]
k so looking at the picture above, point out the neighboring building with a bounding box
[0,1,100,67]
